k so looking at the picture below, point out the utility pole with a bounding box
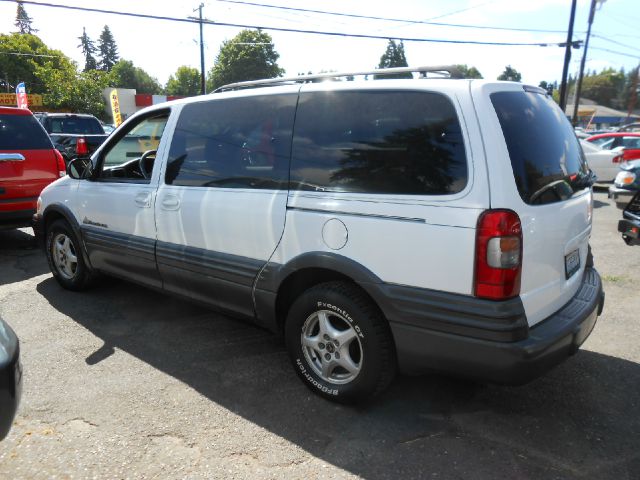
[572,0,606,126]
[559,0,577,111]
[198,3,206,95]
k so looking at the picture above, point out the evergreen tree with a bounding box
[97,25,119,72]
[456,64,483,79]
[15,1,37,34]
[376,40,411,79]
[78,27,98,72]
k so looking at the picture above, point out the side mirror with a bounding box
[67,157,93,180]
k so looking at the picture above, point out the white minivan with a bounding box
[34,67,604,403]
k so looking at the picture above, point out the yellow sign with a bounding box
[0,93,43,107]
[109,89,122,127]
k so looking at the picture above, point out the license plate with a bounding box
[565,249,580,279]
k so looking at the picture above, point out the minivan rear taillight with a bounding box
[474,210,522,300]
[75,137,88,156]
[54,149,66,177]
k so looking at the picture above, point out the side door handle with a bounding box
[134,192,152,208]
[161,194,180,211]
[0,153,25,162]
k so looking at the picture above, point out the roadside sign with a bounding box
[16,83,28,109]
[110,89,122,127]
[0,93,43,107]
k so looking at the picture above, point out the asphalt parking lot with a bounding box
[0,190,639,480]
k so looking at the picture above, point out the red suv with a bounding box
[0,107,66,230]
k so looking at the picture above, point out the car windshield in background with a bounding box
[0,114,52,150]
[46,116,104,135]
[491,90,590,205]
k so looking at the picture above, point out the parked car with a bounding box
[585,132,640,162]
[617,122,640,133]
[609,159,640,209]
[37,113,109,163]
[618,191,640,245]
[580,139,624,182]
[0,316,22,441]
[0,107,66,230]
[34,67,605,403]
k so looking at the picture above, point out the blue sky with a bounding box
[0,0,638,87]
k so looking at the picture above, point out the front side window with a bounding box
[491,91,590,205]
[165,94,297,189]
[290,90,468,195]
[97,113,169,182]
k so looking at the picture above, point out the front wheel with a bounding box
[285,281,396,404]
[46,219,95,291]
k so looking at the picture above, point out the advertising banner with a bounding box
[109,89,122,127]
[15,82,28,109]
[0,93,43,106]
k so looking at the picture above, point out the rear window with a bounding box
[0,113,52,150]
[491,91,590,205]
[45,116,104,135]
[290,90,468,195]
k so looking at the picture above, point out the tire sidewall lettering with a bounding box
[316,301,365,339]
[296,358,339,396]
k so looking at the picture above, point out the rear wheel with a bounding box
[46,219,95,290]
[285,281,396,404]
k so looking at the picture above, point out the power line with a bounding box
[0,0,571,47]
[589,46,640,60]
[0,51,60,58]
[213,0,571,34]
[591,34,639,54]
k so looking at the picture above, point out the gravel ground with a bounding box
[0,190,638,480]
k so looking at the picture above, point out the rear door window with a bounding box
[45,116,104,134]
[290,90,468,195]
[0,113,52,150]
[491,91,590,205]
[165,94,297,189]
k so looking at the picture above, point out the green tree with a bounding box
[97,25,119,72]
[108,59,161,93]
[0,33,73,92]
[375,40,411,79]
[206,30,283,91]
[78,27,98,72]
[36,64,109,117]
[15,1,37,34]
[581,68,626,108]
[497,65,522,82]
[456,64,483,79]
[165,66,201,96]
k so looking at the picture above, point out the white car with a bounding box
[580,139,624,183]
[34,67,605,403]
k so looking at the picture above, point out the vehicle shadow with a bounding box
[0,229,49,286]
[36,277,640,479]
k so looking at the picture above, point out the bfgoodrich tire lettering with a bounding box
[285,281,396,403]
[46,219,95,291]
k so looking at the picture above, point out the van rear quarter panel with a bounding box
[272,81,489,295]
[471,82,591,326]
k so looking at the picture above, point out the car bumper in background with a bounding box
[390,267,604,384]
[608,185,636,209]
[0,318,22,441]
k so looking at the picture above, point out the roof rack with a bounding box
[214,65,462,93]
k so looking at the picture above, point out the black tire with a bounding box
[285,281,396,404]
[46,219,95,291]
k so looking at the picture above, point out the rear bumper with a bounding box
[389,268,604,384]
[0,318,22,441]
[618,217,640,246]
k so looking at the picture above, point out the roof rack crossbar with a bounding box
[214,65,462,92]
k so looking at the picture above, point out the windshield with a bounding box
[491,90,591,205]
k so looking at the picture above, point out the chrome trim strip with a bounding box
[286,206,426,223]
